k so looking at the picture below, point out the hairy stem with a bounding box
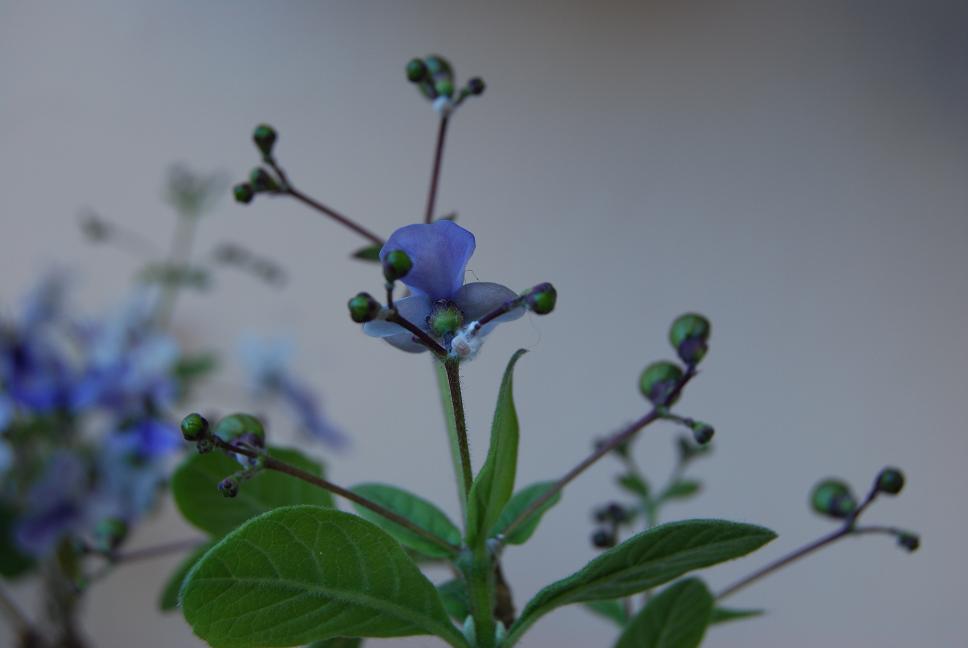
[444,359,474,501]
[434,359,468,515]
[467,544,496,648]
[424,116,450,223]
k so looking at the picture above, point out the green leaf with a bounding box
[583,599,629,627]
[490,481,562,545]
[466,349,527,545]
[181,506,466,648]
[349,483,460,558]
[307,639,363,648]
[172,352,218,381]
[661,479,702,501]
[351,244,382,262]
[614,578,714,648]
[437,579,470,622]
[159,541,216,611]
[709,606,765,625]
[506,520,776,646]
[617,473,650,498]
[172,446,333,537]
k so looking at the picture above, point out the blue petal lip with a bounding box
[362,295,432,338]
[454,282,525,335]
[380,221,475,299]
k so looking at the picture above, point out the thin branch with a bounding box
[110,538,205,563]
[445,359,474,498]
[424,116,450,223]
[285,187,384,247]
[385,311,449,357]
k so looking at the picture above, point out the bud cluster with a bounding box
[405,55,486,114]
[590,502,633,550]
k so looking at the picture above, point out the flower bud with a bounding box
[466,77,486,96]
[94,518,128,553]
[435,78,455,98]
[875,467,905,495]
[180,413,209,441]
[249,167,279,193]
[810,479,857,519]
[690,421,715,445]
[669,313,711,366]
[897,532,920,552]
[382,249,413,282]
[424,55,453,78]
[605,502,629,523]
[233,182,255,204]
[218,477,240,498]
[638,361,684,406]
[406,58,428,83]
[526,283,557,315]
[430,301,464,337]
[591,528,616,549]
[252,124,277,158]
[348,292,381,323]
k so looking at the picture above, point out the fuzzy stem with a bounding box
[444,359,474,501]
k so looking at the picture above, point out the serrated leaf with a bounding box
[349,483,460,558]
[172,446,333,537]
[709,606,764,625]
[614,578,714,648]
[617,473,650,498]
[437,579,470,621]
[489,481,562,545]
[159,541,216,611]
[181,506,466,648]
[661,479,702,501]
[466,349,526,545]
[351,244,382,262]
[583,599,629,627]
[506,520,775,646]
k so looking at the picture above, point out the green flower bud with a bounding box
[527,283,557,315]
[94,518,128,553]
[810,479,857,519]
[897,532,920,552]
[213,413,266,447]
[690,421,715,445]
[429,301,463,337]
[218,477,240,498]
[424,55,453,78]
[434,78,454,98]
[348,292,381,323]
[669,313,711,366]
[638,361,684,406]
[591,528,616,549]
[249,167,279,193]
[233,182,254,204]
[382,249,413,282]
[875,467,905,495]
[252,124,277,158]
[466,77,486,96]
[180,413,209,441]
[406,58,428,82]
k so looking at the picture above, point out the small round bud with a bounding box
[593,506,610,523]
[690,421,715,445]
[94,518,128,553]
[214,413,266,446]
[406,58,428,82]
[638,361,684,406]
[424,55,452,78]
[249,168,278,193]
[605,503,628,524]
[897,532,920,552]
[810,479,857,519]
[591,528,616,549]
[252,124,277,158]
[434,78,454,98]
[218,477,240,498]
[527,283,557,315]
[429,301,464,337]
[382,249,413,282]
[466,77,486,96]
[233,183,254,204]
[875,467,905,495]
[348,292,381,323]
[180,413,209,441]
[669,313,711,366]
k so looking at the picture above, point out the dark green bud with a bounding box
[690,421,715,445]
[249,167,278,193]
[382,249,413,282]
[233,182,255,204]
[94,518,128,553]
[669,313,711,366]
[429,301,463,337]
[406,58,428,82]
[180,413,209,441]
[527,283,557,315]
[638,361,684,406]
[213,413,266,447]
[591,528,616,549]
[875,467,905,495]
[252,124,277,158]
[218,477,240,498]
[434,78,454,98]
[897,532,920,552]
[810,479,857,519]
[348,292,381,323]
[466,77,486,96]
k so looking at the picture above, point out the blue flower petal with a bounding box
[384,331,429,353]
[453,282,525,335]
[380,221,475,299]
[362,295,432,338]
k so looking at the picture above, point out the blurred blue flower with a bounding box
[363,221,524,357]
[15,451,88,557]
[239,336,346,448]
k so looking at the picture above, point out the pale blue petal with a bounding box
[380,221,475,299]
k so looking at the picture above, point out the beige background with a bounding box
[2,1,967,646]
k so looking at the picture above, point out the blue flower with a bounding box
[363,221,524,358]
[14,451,88,557]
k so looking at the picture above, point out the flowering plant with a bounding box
[157,55,917,648]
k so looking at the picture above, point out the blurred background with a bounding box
[2,0,966,646]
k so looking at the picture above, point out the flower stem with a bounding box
[444,359,474,501]
[424,116,450,223]
[108,538,205,563]
[385,311,448,357]
[434,359,468,515]
[211,438,459,556]
[466,543,496,648]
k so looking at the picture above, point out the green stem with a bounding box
[435,359,469,515]
[466,544,496,648]
[445,359,474,500]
